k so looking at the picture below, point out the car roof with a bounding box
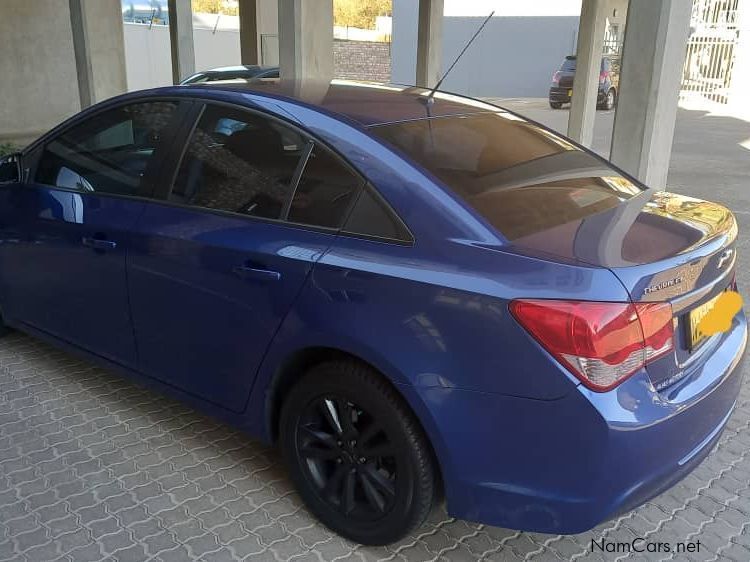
[180,79,503,127]
[201,65,278,74]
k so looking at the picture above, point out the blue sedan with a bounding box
[0,80,745,545]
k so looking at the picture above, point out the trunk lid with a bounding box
[369,110,738,393]
[557,71,575,88]
[511,190,738,390]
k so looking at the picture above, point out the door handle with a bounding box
[82,236,117,251]
[232,265,281,282]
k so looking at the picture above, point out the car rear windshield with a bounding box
[370,112,644,241]
[561,58,577,71]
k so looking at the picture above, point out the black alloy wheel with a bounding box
[280,360,435,545]
[297,396,398,519]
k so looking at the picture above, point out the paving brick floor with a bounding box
[1,102,749,561]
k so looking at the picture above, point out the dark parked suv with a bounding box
[549,55,619,110]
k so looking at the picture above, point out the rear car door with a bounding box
[127,102,363,412]
[0,100,183,367]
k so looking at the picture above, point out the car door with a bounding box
[0,100,185,367]
[127,102,363,412]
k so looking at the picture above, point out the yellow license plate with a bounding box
[688,293,722,349]
[568,89,573,97]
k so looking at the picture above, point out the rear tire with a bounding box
[549,101,562,109]
[279,360,435,545]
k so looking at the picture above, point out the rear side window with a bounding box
[371,112,643,241]
[343,187,412,242]
[171,105,306,219]
[35,101,179,196]
[288,145,362,229]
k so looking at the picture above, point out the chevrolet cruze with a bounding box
[0,80,744,545]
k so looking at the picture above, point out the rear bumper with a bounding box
[548,87,572,103]
[411,310,747,534]
[549,86,608,104]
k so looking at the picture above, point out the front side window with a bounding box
[35,101,179,196]
[171,105,306,219]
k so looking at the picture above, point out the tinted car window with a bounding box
[288,145,362,228]
[561,58,577,71]
[343,187,411,242]
[372,113,643,241]
[0,155,19,184]
[171,105,305,219]
[35,101,178,196]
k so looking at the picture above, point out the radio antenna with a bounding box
[423,10,495,104]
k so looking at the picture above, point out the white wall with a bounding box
[124,1,280,92]
[124,23,174,90]
[124,22,256,91]
[442,0,582,17]
[392,0,580,97]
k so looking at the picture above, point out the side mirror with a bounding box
[0,153,21,184]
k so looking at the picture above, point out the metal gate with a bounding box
[680,0,741,105]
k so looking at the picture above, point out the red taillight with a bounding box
[599,71,608,84]
[509,300,674,392]
[552,71,561,84]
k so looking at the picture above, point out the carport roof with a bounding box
[186,79,503,126]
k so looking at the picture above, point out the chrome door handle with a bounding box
[82,237,117,251]
[232,265,281,282]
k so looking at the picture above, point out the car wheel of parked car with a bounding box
[280,360,436,545]
[549,101,563,109]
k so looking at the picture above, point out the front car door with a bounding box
[128,102,364,412]
[0,100,184,367]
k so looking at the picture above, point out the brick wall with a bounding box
[334,40,391,82]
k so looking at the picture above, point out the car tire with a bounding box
[279,360,436,545]
[549,101,562,109]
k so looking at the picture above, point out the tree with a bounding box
[192,0,238,16]
[334,0,391,30]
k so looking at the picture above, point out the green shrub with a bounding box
[0,143,17,157]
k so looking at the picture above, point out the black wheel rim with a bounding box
[295,395,398,521]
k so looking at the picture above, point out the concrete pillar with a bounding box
[415,0,443,88]
[69,0,127,109]
[278,0,333,82]
[168,0,195,84]
[1,0,127,144]
[238,0,260,65]
[610,0,692,188]
[729,1,750,115]
[567,0,607,147]
[69,0,95,109]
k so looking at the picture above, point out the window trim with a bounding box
[164,99,408,240]
[280,140,314,220]
[28,97,190,201]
